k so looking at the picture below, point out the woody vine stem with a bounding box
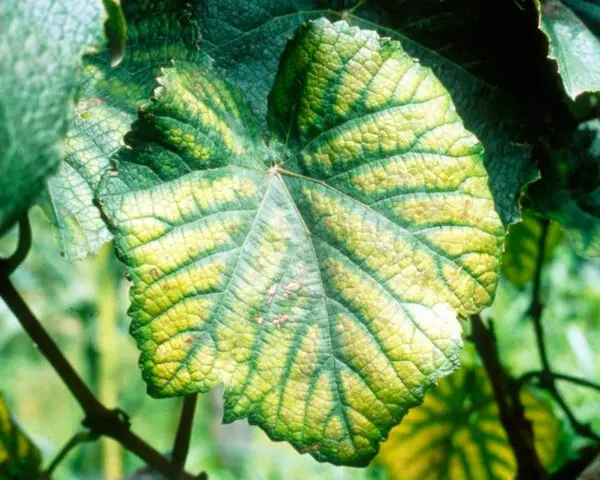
[518,218,600,444]
[0,213,206,480]
[470,217,600,479]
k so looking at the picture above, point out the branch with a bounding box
[0,275,106,417]
[530,218,550,371]
[0,214,32,275]
[578,450,600,479]
[471,314,547,479]
[41,430,98,478]
[526,218,600,444]
[172,394,198,474]
[520,371,600,395]
[0,275,201,478]
[0,277,198,478]
[550,446,600,479]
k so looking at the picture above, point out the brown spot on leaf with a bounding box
[299,443,321,453]
[273,314,289,327]
[77,97,103,112]
[462,199,472,220]
[283,282,302,298]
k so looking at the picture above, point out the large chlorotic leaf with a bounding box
[198,0,560,227]
[376,366,561,479]
[99,19,504,466]
[502,209,562,287]
[0,0,106,235]
[42,0,204,260]
[529,119,600,257]
[536,0,600,99]
[0,394,42,479]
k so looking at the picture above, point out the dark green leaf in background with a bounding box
[502,209,563,287]
[529,119,600,257]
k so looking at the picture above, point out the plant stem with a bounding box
[471,314,547,479]
[530,218,550,370]
[1,214,32,275]
[41,431,98,478]
[0,276,201,479]
[104,423,199,480]
[527,218,600,444]
[0,212,207,478]
[0,275,106,416]
[520,371,600,395]
[577,450,600,479]
[172,394,198,474]
[549,446,600,479]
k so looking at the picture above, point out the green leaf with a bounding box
[502,209,562,287]
[103,0,128,67]
[43,1,203,260]
[198,0,557,227]
[0,394,42,479]
[529,119,600,257]
[0,0,107,235]
[99,19,503,466]
[536,0,600,100]
[375,365,561,479]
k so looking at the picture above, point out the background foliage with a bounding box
[2,203,600,478]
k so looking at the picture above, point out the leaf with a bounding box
[0,0,107,235]
[376,366,561,480]
[198,0,559,227]
[528,119,600,257]
[42,1,203,260]
[0,394,42,479]
[103,0,127,67]
[535,0,600,99]
[41,162,115,261]
[502,209,562,287]
[99,19,504,466]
